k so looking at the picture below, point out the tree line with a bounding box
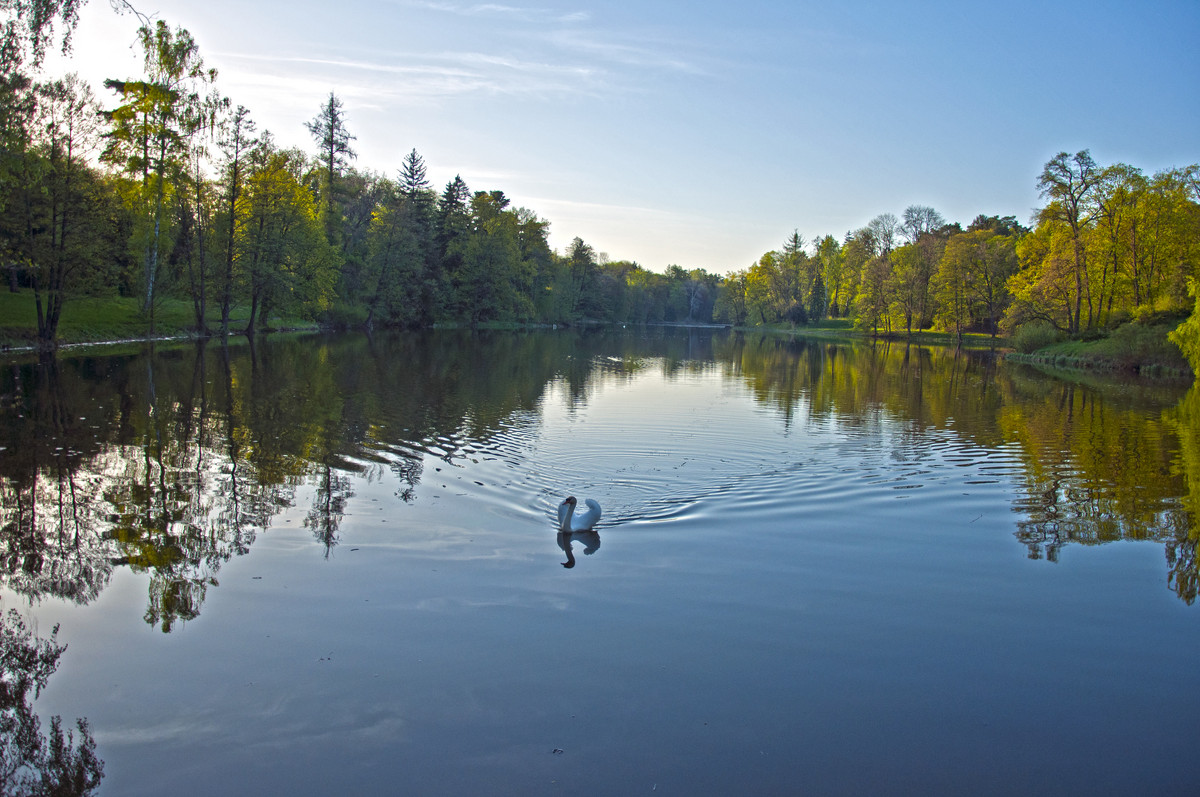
[1,6,1198,370]
[724,155,1199,348]
[0,12,725,345]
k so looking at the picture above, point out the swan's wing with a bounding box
[583,499,602,522]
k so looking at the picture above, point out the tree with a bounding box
[398,148,429,199]
[304,91,356,246]
[102,20,217,328]
[782,229,818,320]
[968,214,1025,237]
[455,190,527,324]
[515,205,554,319]
[1004,222,1077,332]
[1090,162,1145,326]
[433,174,470,318]
[806,270,826,322]
[0,74,118,345]
[1037,150,1098,332]
[814,235,846,316]
[901,204,945,243]
[1111,165,1199,314]
[715,269,748,325]
[331,166,386,314]
[844,225,888,331]
[239,135,338,334]
[215,103,254,336]
[1012,155,1197,335]
[363,173,437,328]
[745,251,787,324]
[564,235,596,320]
[867,212,899,255]
[855,253,892,336]
[393,150,440,324]
[1169,279,1200,376]
[890,243,925,336]
[0,0,85,74]
[938,229,1018,340]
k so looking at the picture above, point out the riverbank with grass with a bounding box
[3,290,1195,382]
[755,315,1194,381]
[0,291,318,351]
[1004,315,1193,380]
[755,318,1006,350]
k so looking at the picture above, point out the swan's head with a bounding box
[561,496,577,508]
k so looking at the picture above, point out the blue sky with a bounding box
[41,0,1200,272]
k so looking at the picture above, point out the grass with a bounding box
[0,290,315,349]
[1005,317,1193,380]
[753,318,1003,349]
[4,288,1193,382]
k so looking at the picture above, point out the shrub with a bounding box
[1168,280,1200,377]
[1012,321,1063,353]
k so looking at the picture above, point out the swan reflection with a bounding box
[557,530,601,568]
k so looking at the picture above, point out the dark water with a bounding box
[1,328,1197,795]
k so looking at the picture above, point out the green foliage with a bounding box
[0,291,278,346]
[1011,320,1065,353]
[1014,154,1198,337]
[305,91,356,248]
[0,0,86,74]
[4,6,1198,364]
[101,20,219,322]
[1168,281,1200,378]
[1015,319,1191,376]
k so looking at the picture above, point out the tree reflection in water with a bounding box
[716,332,1199,603]
[0,327,1197,638]
[0,608,103,795]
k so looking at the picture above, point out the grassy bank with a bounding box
[757,315,1194,380]
[1004,317,1193,380]
[3,290,1193,382]
[753,318,1004,349]
[0,291,317,349]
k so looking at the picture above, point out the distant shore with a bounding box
[2,292,1193,383]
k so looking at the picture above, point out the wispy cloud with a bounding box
[544,28,703,74]
[401,0,701,74]
[403,0,590,25]
[221,50,607,101]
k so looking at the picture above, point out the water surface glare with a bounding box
[1,328,1197,795]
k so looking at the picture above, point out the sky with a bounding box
[37,0,1200,273]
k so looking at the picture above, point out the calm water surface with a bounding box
[1,328,1197,795]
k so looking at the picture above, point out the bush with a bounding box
[1107,322,1171,368]
[1012,321,1063,353]
[1168,281,1200,377]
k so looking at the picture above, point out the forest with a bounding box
[2,7,1199,373]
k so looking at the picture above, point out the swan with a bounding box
[558,496,602,532]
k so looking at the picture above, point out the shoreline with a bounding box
[3,320,1194,384]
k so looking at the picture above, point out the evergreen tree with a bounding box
[304,91,356,246]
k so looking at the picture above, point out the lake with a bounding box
[1,327,1198,795]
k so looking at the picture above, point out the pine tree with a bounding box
[304,92,356,245]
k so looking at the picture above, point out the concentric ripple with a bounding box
[354,363,1031,534]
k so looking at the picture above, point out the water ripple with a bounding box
[356,370,1036,535]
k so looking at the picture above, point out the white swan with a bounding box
[558,496,602,532]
